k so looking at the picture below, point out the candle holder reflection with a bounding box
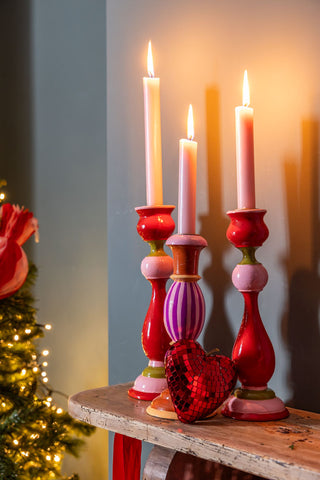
[146,233,207,418]
[128,205,175,401]
[222,208,289,421]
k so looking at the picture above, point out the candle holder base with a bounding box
[146,388,178,420]
[222,387,289,421]
[128,361,167,401]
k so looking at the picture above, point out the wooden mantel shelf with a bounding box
[68,383,320,480]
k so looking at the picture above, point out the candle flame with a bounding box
[242,70,250,107]
[187,104,194,140]
[147,41,154,77]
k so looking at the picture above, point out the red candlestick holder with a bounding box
[222,209,289,421]
[147,233,207,418]
[128,205,175,401]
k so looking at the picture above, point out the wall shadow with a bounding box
[0,1,33,208]
[199,87,234,357]
[283,119,320,413]
[0,1,34,257]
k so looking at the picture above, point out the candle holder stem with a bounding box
[128,205,175,401]
[147,233,207,418]
[222,209,289,421]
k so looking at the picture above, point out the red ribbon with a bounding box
[113,433,142,480]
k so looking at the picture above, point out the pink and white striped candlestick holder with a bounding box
[128,205,175,401]
[222,208,289,421]
[147,233,207,418]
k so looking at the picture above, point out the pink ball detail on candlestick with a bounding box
[232,264,268,292]
[141,255,173,280]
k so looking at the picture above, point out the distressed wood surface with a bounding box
[68,383,320,480]
[143,446,176,480]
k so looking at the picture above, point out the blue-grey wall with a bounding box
[3,0,320,478]
[1,1,108,479]
[107,0,320,476]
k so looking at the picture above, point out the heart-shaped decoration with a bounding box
[165,339,237,423]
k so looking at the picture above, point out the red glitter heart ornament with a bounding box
[165,339,237,423]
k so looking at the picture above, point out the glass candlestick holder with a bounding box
[128,205,175,401]
[147,233,207,418]
[222,208,289,421]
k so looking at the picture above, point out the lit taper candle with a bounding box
[235,70,255,209]
[178,104,197,234]
[143,41,163,206]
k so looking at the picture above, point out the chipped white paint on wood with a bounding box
[68,383,320,480]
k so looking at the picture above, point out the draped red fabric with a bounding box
[113,433,142,480]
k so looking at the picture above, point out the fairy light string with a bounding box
[0,264,94,479]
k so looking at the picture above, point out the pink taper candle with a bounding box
[178,105,197,234]
[235,70,255,209]
[143,41,163,206]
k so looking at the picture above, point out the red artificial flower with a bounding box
[0,203,39,245]
[0,204,39,300]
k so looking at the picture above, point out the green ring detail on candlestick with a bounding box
[234,387,275,400]
[142,366,166,378]
[148,240,166,256]
[239,246,260,265]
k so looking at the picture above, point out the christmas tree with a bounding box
[0,201,95,480]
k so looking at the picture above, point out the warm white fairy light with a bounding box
[54,454,61,462]
[13,439,19,446]
[33,367,39,373]
[42,349,49,357]
[21,369,27,376]
[14,334,19,341]
[45,324,52,330]
[47,396,52,403]
[42,361,48,367]
[56,408,63,415]
[32,354,37,360]
[25,328,31,334]
[41,372,47,377]
[7,343,13,348]
[20,386,25,392]
[43,377,49,383]
[0,193,5,200]
[1,402,6,408]
[30,433,39,440]
[21,451,30,457]
[46,454,51,461]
